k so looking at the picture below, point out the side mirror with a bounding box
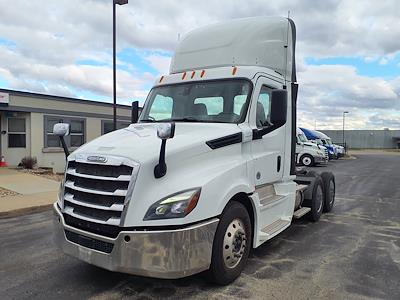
[154,123,175,179]
[270,89,287,126]
[157,123,175,140]
[53,123,70,136]
[53,123,70,159]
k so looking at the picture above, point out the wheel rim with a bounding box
[316,185,323,213]
[223,218,247,269]
[328,180,335,206]
[303,157,312,166]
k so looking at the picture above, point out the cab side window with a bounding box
[256,86,271,128]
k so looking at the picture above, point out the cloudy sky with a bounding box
[0,0,399,129]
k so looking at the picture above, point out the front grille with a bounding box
[68,161,132,178]
[65,230,114,253]
[324,149,329,159]
[64,214,121,238]
[62,158,136,229]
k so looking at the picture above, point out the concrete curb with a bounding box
[0,204,53,218]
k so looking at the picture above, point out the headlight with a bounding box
[329,150,334,154]
[143,188,201,220]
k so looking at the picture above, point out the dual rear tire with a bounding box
[302,171,335,221]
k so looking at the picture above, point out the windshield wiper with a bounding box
[140,119,156,122]
[165,117,206,122]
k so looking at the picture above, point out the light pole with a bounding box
[113,0,128,131]
[342,111,349,147]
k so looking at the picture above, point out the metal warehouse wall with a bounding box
[320,130,400,149]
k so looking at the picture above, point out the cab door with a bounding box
[250,77,286,186]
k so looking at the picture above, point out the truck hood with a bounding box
[72,122,242,164]
[304,141,320,149]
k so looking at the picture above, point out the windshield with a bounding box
[139,79,252,124]
[297,133,308,143]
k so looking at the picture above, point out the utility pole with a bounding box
[342,111,349,147]
[113,0,128,131]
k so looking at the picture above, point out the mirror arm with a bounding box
[131,101,139,123]
[154,139,167,178]
[59,136,70,160]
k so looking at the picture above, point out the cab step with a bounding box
[293,207,311,219]
[261,219,290,236]
[296,184,308,192]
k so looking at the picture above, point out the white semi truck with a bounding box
[296,128,328,166]
[53,17,335,285]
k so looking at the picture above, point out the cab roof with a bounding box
[170,16,296,83]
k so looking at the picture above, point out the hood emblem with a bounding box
[87,155,107,163]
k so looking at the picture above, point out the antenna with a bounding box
[283,10,290,89]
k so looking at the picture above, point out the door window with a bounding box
[256,86,271,128]
[8,118,26,148]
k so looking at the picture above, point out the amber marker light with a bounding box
[184,189,201,215]
[232,66,237,75]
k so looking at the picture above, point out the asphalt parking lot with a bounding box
[1,153,399,299]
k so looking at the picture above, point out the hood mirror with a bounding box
[53,123,70,136]
[157,123,175,139]
[53,123,70,159]
[154,123,175,179]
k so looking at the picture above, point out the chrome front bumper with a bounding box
[53,203,219,279]
[315,156,328,164]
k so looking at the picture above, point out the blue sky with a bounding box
[0,0,399,129]
[305,54,400,79]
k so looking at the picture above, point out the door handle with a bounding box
[277,155,281,172]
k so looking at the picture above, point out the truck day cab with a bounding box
[53,17,335,285]
[296,128,328,166]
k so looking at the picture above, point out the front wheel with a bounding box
[208,202,252,285]
[301,154,315,167]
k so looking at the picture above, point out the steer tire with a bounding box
[208,201,252,285]
[308,176,324,222]
[321,172,335,212]
[300,154,315,167]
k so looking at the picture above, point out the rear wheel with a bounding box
[308,176,324,222]
[321,172,335,212]
[301,154,314,167]
[208,202,251,285]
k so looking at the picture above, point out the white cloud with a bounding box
[0,0,399,128]
[144,54,171,75]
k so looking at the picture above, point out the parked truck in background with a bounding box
[300,127,338,159]
[296,128,328,166]
[52,17,335,285]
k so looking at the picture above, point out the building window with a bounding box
[8,118,26,148]
[44,116,85,148]
[102,120,131,135]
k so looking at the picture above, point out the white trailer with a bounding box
[53,17,335,285]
